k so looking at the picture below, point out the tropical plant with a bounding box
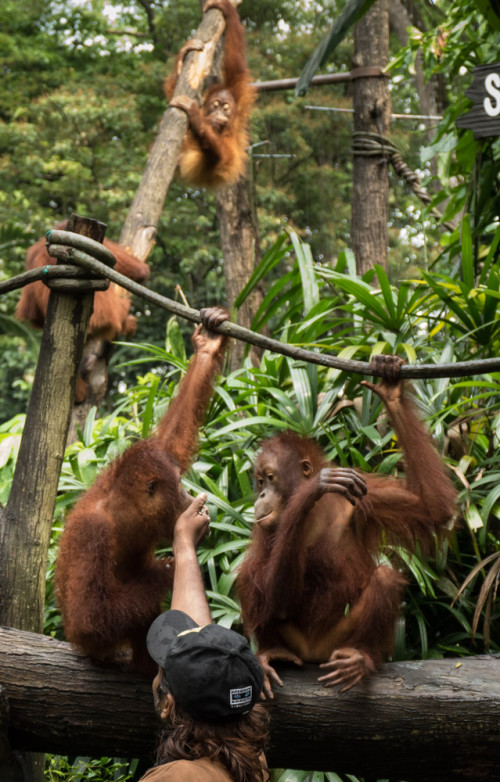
[45,755,138,781]
[1,230,498,782]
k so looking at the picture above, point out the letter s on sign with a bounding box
[484,72,500,117]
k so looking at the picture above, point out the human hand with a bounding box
[173,493,210,549]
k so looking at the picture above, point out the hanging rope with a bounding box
[351,131,456,232]
[1,228,499,379]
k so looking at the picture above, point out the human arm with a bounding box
[170,493,212,627]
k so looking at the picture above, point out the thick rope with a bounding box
[351,132,456,232]
[1,229,498,379]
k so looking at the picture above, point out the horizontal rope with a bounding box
[0,265,105,295]
[1,231,499,379]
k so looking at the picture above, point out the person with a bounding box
[140,492,270,782]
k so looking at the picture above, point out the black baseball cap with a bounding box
[146,610,264,722]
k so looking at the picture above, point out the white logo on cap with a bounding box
[229,686,252,708]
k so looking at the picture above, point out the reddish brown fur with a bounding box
[16,221,150,341]
[55,308,229,674]
[165,0,256,188]
[237,363,457,692]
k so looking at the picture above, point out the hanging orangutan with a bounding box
[165,0,256,188]
[237,355,457,696]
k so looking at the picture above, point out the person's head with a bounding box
[147,609,264,722]
[146,610,269,782]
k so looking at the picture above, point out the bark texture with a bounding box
[351,0,391,275]
[215,176,264,369]
[1,628,499,781]
[0,216,106,782]
[0,219,104,632]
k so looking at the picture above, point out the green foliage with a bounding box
[271,772,367,782]
[0,414,24,505]
[0,3,499,780]
[390,0,500,279]
[45,755,137,781]
[0,325,40,421]
[14,231,491,659]
[2,230,500,781]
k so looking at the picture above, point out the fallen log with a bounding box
[0,626,499,781]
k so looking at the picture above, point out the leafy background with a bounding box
[1,0,500,780]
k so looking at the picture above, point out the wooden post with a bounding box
[351,0,391,275]
[0,215,108,782]
[0,215,107,631]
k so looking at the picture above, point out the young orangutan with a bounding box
[165,0,256,188]
[237,355,457,696]
[55,307,229,675]
[16,220,150,341]
[16,221,152,403]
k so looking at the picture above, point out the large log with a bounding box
[0,627,499,780]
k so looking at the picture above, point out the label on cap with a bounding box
[229,686,252,708]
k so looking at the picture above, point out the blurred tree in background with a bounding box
[3,0,496,418]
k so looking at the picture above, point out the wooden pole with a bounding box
[253,72,353,92]
[0,216,107,632]
[351,0,391,274]
[0,628,499,781]
[0,215,108,782]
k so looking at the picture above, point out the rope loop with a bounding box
[46,230,116,268]
[39,231,117,292]
[351,131,455,232]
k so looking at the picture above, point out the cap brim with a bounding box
[147,610,198,667]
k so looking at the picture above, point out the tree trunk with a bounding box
[0,290,93,630]
[351,0,391,275]
[1,627,499,781]
[215,175,264,369]
[67,336,112,444]
[0,218,106,632]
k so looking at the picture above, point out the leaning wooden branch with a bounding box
[0,627,499,782]
[5,229,497,380]
[119,5,227,260]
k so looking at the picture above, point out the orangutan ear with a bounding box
[301,458,313,478]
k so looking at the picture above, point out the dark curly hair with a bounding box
[154,668,270,782]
